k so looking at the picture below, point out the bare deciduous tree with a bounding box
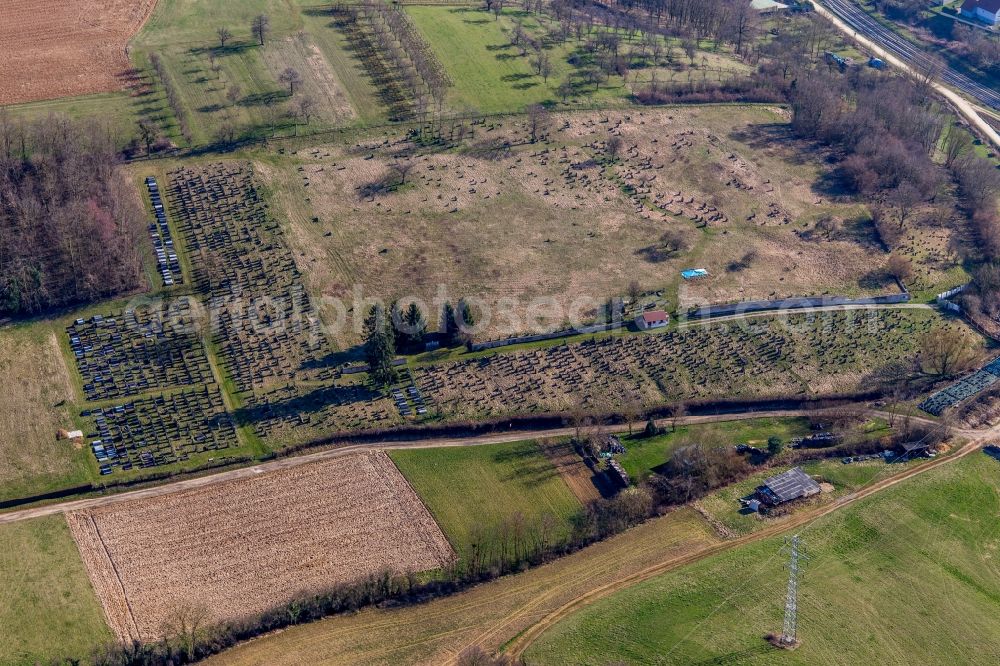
[216,26,232,49]
[886,253,914,284]
[295,95,316,125]
[390,160,415,186]
[606,134,623,161]
[919,328,981,377]
[251,14,271,46]
[161,602,211,658]
[943,124,973,168]
[279,67,302,95]
[526,103,550,143]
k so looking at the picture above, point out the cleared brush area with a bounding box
[67,451,454,643]
[0,324,93,502]
[525,454,1000,665]
[269,106,913,346]
[202,508,721,666]
[0,516,112,664]
[261,32,357,125]
[390,441,584,565]
[538,438,604,503]
[125,1,376,145]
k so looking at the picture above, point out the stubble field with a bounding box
[0,0,157,104]
[202,507,721,666]
[67,451,454,642]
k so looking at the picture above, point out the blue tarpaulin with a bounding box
[681,268,709,279]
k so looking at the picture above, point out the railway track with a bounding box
[819,0,1000,111]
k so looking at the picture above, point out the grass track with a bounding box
[202,507,721,666]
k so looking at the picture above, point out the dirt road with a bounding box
[502,423,996,661]
[0,410,818,527]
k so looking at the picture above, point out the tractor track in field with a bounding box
[501,425,993,661]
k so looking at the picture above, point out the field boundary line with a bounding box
[90,515,144,644]
[0,411,820,525]
[72,511,142,643]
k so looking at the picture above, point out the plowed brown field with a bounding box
[0,0,157,105]
[67,451,454,643]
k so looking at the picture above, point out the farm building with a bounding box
[753,467,821,507]
[635,310,669,330]
[897,441,932,459]
[960,0,1000,25]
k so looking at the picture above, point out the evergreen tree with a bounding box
[442,302,458,346]
[458,297,476,330]
[389,300,406,351]
[457,297,476,345]
[364,304,398,386]
[404,302,427,351]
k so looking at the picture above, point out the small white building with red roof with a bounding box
[635,310,669,330]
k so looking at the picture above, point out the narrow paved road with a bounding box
[0,406,967,527]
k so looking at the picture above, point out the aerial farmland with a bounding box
[1,0,999,664]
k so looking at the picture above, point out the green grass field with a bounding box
[696,452,927,539]
[390,441,584,562]
[407,6,630,114]
[0,323,96,503]
[525,453,1000,665]
[0,516,112,664]
[126,0,371,146]
[617,417,813,482]
[132,0,307,49]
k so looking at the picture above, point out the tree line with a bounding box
[788,65,1000,330]
[336,0,452,121]
[0,113,146,317]
[85,398,950,666]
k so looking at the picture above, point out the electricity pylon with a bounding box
[780,534,807,646]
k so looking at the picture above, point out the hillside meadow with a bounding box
[525,453,1000,665]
